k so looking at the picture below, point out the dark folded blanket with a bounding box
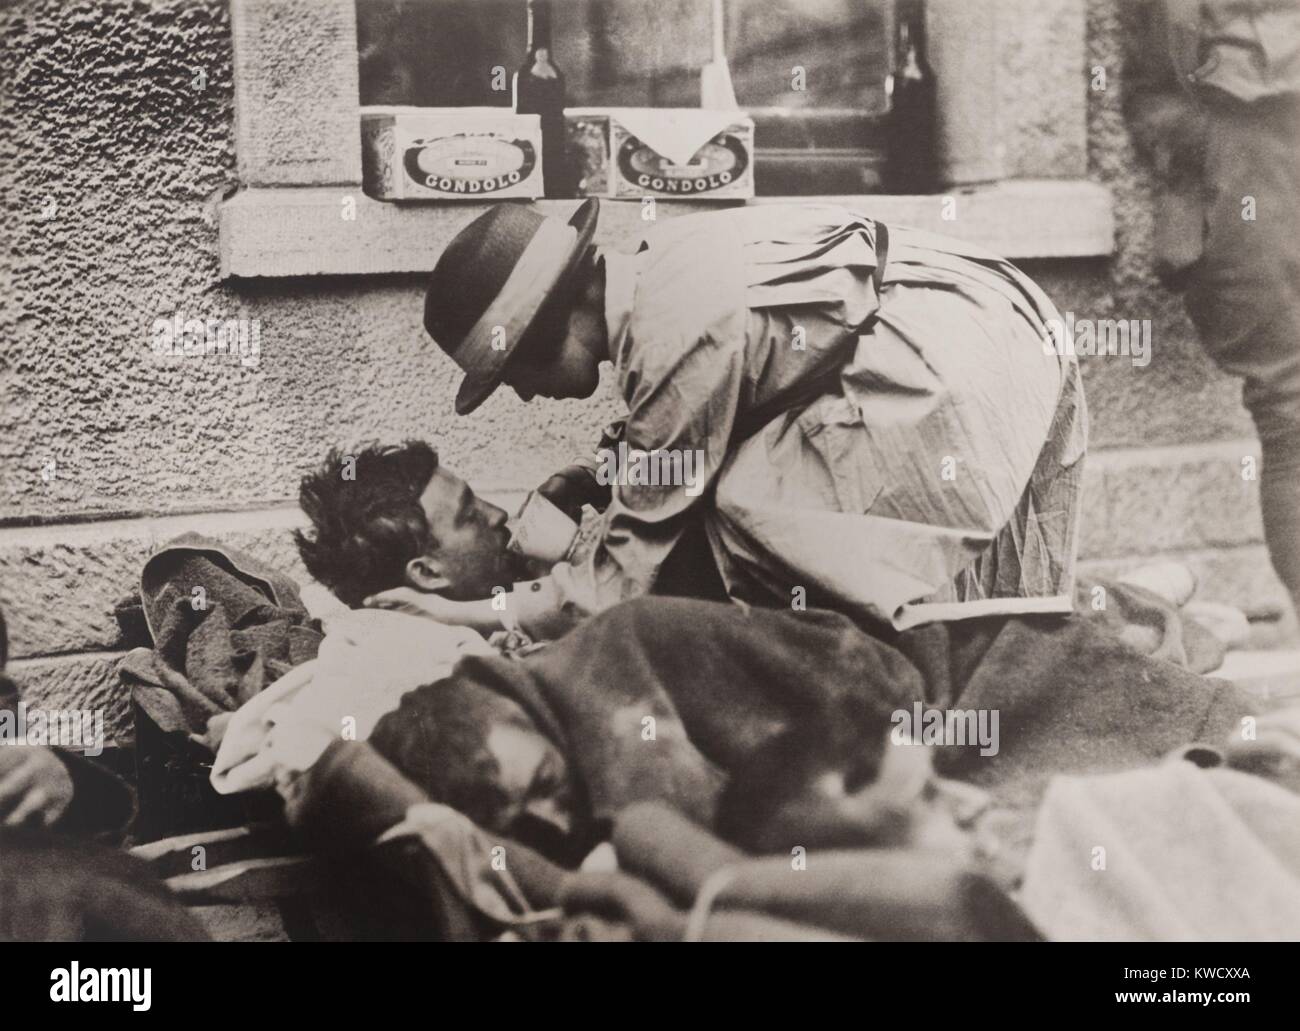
[118,533,323,838]
[894,611,1247,811]
[369,596,1251,871]
[121,532,322,737]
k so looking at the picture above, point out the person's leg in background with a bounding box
[1245,366,1300,615]
[1184,97,1300,615]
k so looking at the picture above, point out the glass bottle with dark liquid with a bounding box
[513,0,569,198]
[884,0,940,193]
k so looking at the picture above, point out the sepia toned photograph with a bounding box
[0,0,1297,988]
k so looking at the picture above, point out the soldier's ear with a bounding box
[404,555,452,594]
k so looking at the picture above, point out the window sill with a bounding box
[218,178,1114,279]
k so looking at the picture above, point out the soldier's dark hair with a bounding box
[294,442,440,608]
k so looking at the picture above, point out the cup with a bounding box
[507,491,579,565]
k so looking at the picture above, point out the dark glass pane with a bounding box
[356,0,893,193]
[357,0,889,115]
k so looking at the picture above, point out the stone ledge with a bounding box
[0,508,310,663]
[8,651,133,747]
[219,179,1115,278]
[1078,439,1266,559]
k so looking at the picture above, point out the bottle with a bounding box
[883,0,940,193]
[513,0,569,198]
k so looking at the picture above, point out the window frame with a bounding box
[219,0,1113,278]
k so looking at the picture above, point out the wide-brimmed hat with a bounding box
[424,199,600,415]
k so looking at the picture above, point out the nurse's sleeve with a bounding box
[515,329,746,636]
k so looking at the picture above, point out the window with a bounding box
[220,0,1111,278]
[356,0,892,193]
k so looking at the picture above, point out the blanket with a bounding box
[1020,759,1300,940]
[120,532,323,737]
[118,533,323,837]
[368,596,1251,874]
[1075,574,1226,674]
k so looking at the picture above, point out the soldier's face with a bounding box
[416,466,515,599]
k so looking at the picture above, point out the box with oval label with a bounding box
[566,108,754,200]
[362,106,543,201]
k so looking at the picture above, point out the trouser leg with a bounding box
[1251,401,1300,613]
[1183,100,1300,613]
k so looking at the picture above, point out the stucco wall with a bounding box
[3,0,239,520]
[1,0,1251,522]
[0,1,1282,728]
[0,0,613,521]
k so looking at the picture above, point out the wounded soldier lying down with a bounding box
[360,591,1248,873]
[294,441,546,620]
[202,439,1243,892]
[364,595,959,866]
[292,439,723,639]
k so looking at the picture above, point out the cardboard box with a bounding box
[361,106,543,201]
[566,107,754,200]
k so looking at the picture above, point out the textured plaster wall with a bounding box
[0,0,619,525]
[2,0,240,520]
[0,0,1271,683]
[997,0,1088,179]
